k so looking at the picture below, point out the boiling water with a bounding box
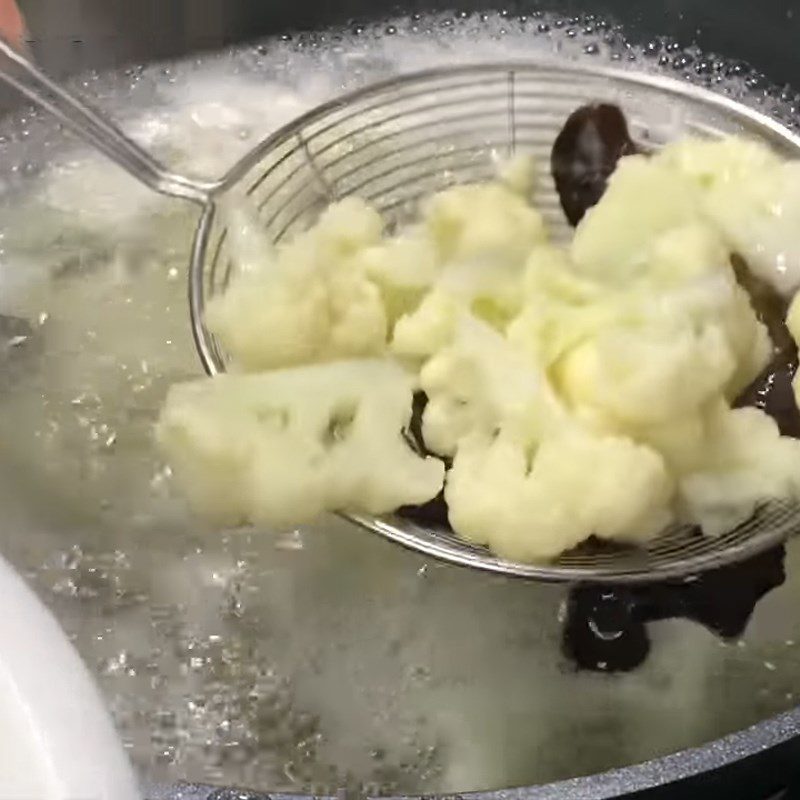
[2,10,800,795]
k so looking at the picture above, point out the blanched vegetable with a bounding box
[423,179,546,267]
[677,403,800,535]
[570,155,699,282]
[205,198,387,370]
[391,176,547,358]
[419,315,557,457]
[157,360,445,527]
[445,426,673,561]
[657,136,800,296]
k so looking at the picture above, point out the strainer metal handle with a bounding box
[0,37,216,203]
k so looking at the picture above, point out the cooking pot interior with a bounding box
[2,0,800,796]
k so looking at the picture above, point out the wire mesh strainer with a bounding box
[4,41,800,583]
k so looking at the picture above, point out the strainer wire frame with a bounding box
[187,60,800,584]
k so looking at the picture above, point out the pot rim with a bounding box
[145,702,800,800]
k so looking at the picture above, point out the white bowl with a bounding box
[0,553,140,800]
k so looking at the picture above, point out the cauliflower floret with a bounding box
[419,315,558,456]
[657,136,781,187]
[313,195,385,252]
[788,290,800,346]
[556,319,736,426]
[630,223,770,397]
[390,253,532,358]
[354,226,441,325]
[445,427,674,561]
[631,224,770,397]
[156,360,445,527]
[703,162,800,297]
[677,404,800,535]
[645,223,728,285]
[539,224,769,425]
[509,245,625,368]
[387,178,548,358]
[205,198,387,370]
[659,136,800,296]
[496,152,538,197]
[358,227,439,289]
[424,181,547,266]
[391,290,463,359]
[631,398,800,536]
[632,412,711,476]
[571,155,700,282]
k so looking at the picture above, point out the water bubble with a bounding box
[643,40,660,57]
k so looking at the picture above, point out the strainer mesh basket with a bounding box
[189,62,800,583]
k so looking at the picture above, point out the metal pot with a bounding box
[3,1,800,798]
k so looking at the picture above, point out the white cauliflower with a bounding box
[418,315,560,456]
[657,135,781,187]
[205,198,388,370]
[354,225,441,325]
[445,427,674,562]
[788,290,800,346]
[390,180,549,358]
[516,226,769,427]
[390,258,530,359]
[658,136,800,296]
[156,360,445,528]
[677,404,800,535]
[496,152,538,197]
[423,181,547,267]
[357,226,440,290]
[566,200,771,433]
[508,245,621,368]
[556,320,736,426]
[391,290,463,359]
[570,155,699,282]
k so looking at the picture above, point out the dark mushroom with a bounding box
[731,255,800,438]
[398,392,451,527]
[551,102,641,226]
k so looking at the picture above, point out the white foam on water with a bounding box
[0,10,798,795]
